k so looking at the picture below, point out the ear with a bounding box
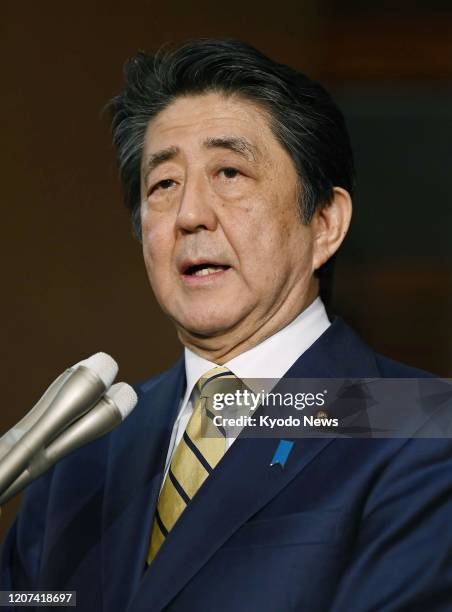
[311,187,352,272]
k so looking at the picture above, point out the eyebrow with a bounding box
[203,136,258,161]
[142,146,180,184]
[142,136,258,185]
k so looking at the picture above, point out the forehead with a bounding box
[143,91,277,156]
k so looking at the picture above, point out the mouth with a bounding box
[180,261,231,283]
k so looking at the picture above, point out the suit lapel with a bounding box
[129,318,380,611]
[101,358,185,612]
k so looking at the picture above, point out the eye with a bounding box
[149,178,175,195]
[220,167,240,179]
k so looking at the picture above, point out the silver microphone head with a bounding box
[75,352,118,389]
[105,382,138,420]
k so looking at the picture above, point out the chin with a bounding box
[175,309,243,338]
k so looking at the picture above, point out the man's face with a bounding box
[140,92,318,345]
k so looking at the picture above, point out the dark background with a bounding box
[1,2,451,537]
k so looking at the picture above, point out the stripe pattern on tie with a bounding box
[147,366,238,564]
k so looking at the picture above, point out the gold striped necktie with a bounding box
[147,366,240,564]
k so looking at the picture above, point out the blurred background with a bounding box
[1,1,451,537]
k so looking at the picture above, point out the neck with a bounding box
[178,284,319,364]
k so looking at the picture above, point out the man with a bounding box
[2,39,452,611]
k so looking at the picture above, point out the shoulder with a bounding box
[318,317,438,379]
[374,352,437,378]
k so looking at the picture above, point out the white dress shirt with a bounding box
[162,296,330,480]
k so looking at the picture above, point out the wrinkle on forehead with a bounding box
[143,91,273,146]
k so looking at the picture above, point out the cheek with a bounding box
[141,215,174,275]
[246,211,312,284]
[225,212,285,286]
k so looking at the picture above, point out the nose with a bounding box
[175,172,217,234]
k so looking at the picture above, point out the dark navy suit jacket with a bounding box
[2,318,452,611]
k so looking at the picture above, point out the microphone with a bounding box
[0,382,138,505]
[0,353,118,460]
[0,353,119,460]
[0,370,71,461]
[0,352,118,496]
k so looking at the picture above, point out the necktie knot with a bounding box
[197,367,244,406]
[196,366,230,393]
